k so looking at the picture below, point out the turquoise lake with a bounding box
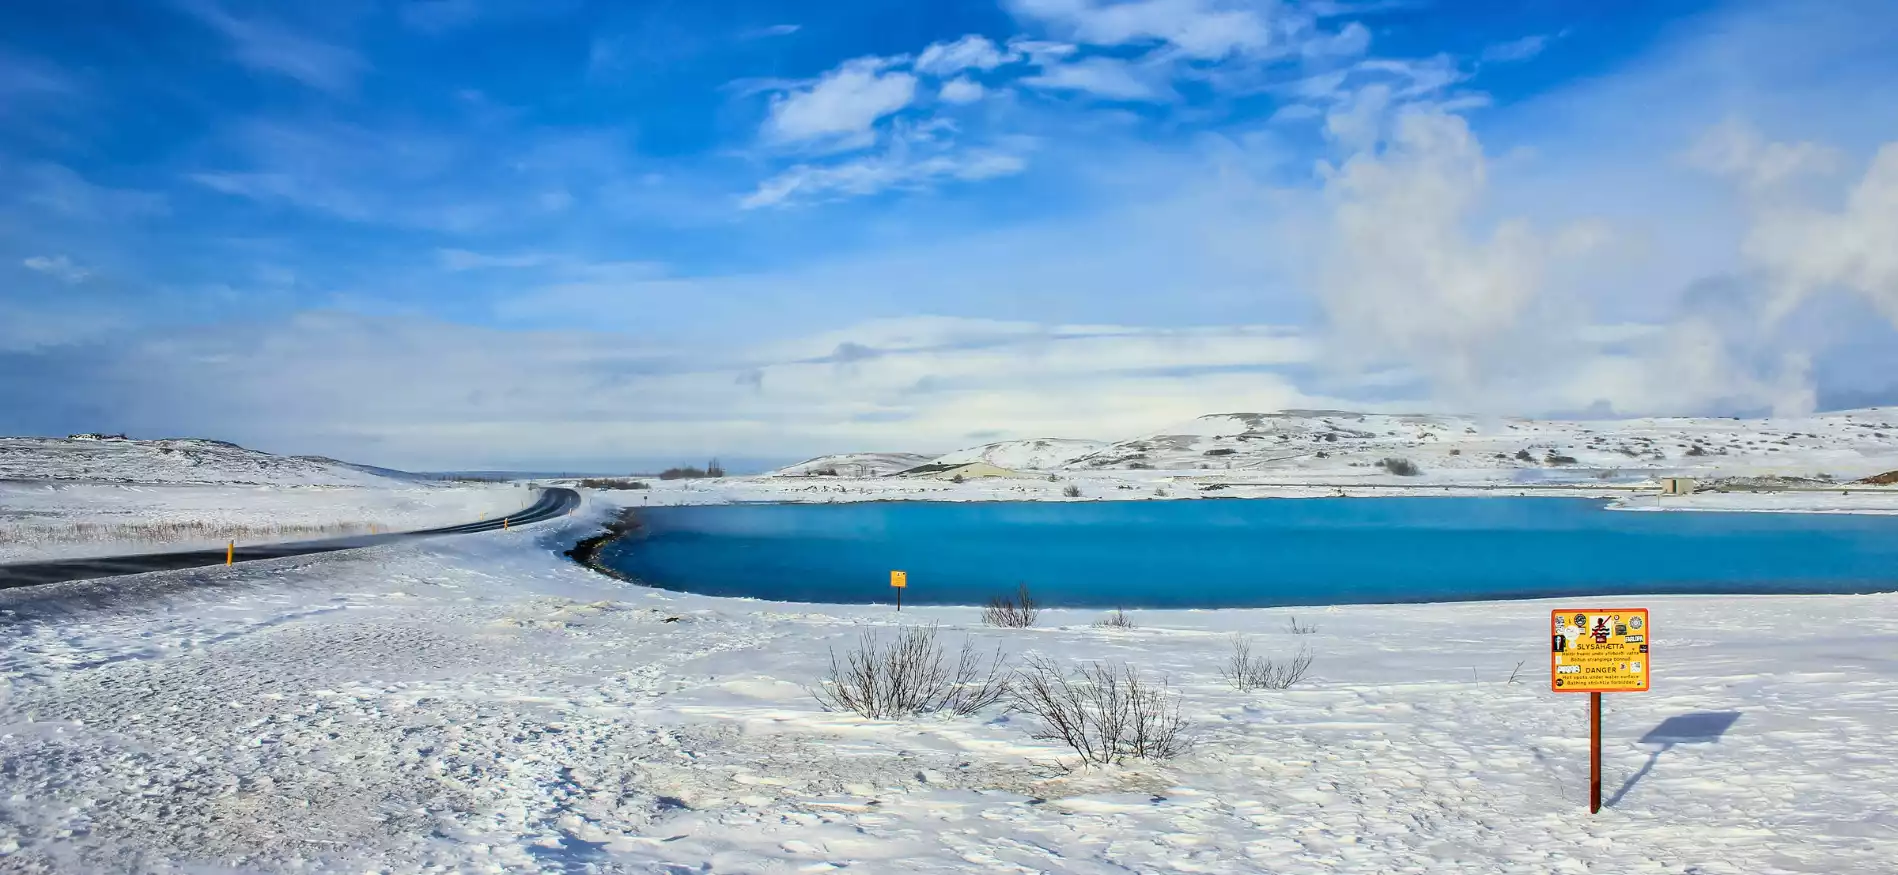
[596,498,1898,608]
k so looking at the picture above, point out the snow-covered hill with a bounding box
[0,436,421,486]
[932,438,1108,471]
[770,452,935,478]
[1062,408,1898,481]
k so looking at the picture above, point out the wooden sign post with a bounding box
[1550,608,1650,813]
[890,570,907,611]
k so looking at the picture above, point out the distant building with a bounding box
[1659,477,1697,495]
[896,461,1034,480]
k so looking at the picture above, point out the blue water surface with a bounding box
[596,498,1898,608]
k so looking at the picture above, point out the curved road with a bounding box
[0,487,582,590]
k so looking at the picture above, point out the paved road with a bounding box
[0,487,583,590]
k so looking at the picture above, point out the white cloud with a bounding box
[1306,100,1817,417]
[184,118,578,232]
[1738,138,1898,325]
[21,164,168,221]
[1481,34,1551,63]
[1318,109,1548,389]
[1322,82,1392,148]
[915,35,1016,76]
[750,23,802,38]
[1006,0,1274,60]
[939,77,987,104]
[1687,118,1842,192]
[742,147,1029,209]
[175,0,366,93]
[0,310,1340,466]
[1022,57,1168,101]
[21,255,91,284]
[1007,38,1080,64]
[1302,21,1371,58]
[763,57,919,148]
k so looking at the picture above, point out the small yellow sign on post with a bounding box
[1550,608,1650,692]
[1551,607,1651,815]
[890,570,907,588]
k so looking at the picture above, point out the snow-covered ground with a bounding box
[2,511,1892,873]
[0,436,540,562]
[765,408,1898,486]
[0,481,535,563]
[769,452,934,478]
[932,438,1109,471]
[0,436,423,486]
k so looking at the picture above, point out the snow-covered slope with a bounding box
[770,452,934,478]
[1062,408,1898,481]
[0,436,419,486]
[5,523,1895,872]
[932,438,1108,471]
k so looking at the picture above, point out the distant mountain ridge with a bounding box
[769,407,1898,481]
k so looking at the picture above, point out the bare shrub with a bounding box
[810,624,1011,719]
[1093,608,1135,629]
[1219,636,1315,691]
[1378,457,1421,476]
[1012,656,1191,766]
[576,477,649,490]
[1062,484,1083,498]
[1285,615,1318,635]
[983,583,1040,628]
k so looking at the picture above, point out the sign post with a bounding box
[890,570,907,611]
[1550,608,1650,814]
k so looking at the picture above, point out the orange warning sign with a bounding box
[890,570,907,588]
[1550,608,1650,693]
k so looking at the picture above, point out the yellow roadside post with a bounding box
[226,541,234,566]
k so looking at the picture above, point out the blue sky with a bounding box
[3,0,1897,471]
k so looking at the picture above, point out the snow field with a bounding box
[0,482,538,562]
[2,518,1893,873]
[774,408,1898,486]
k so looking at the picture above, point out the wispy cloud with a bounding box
[438,249,556,271]
[1022,56,1169,101]
[0,50,80,105]
[21,255,92,284]
[915,35,1018,76]
[761,56,919,148]
[742,146,1029,209]
[20,164,168,221]
[1480,33,1553,63]
[939,77,987,104]
[186,117,588,232]
[398,0,584,34]
[1687,118,1842,192]
[744,23,802,39]
[175,0,366,92]
[1005,0,1275,60]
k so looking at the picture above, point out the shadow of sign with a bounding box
[1607,711,1742,807]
